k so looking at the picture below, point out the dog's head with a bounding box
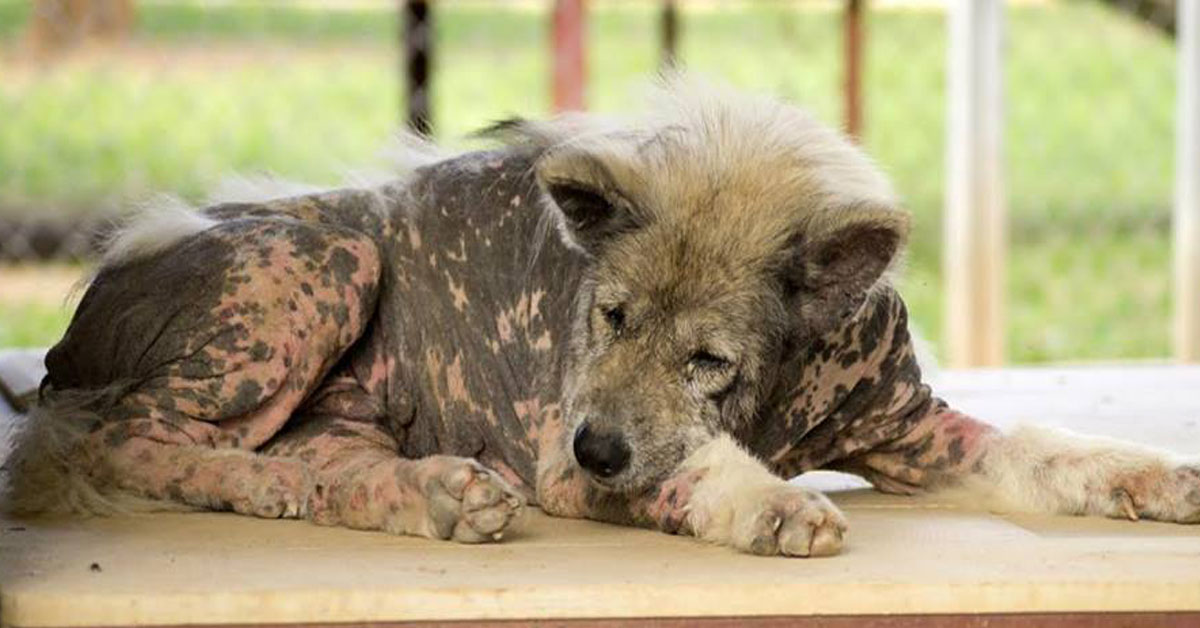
[514,78,909,492]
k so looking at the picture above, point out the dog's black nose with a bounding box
[573,423,631,479]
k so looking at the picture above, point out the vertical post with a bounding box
[945,0,1005,368]
[403,0,432,135]
[1176,0,1200,362]
[552,0,586,112]
[660,0,679,70]
[843,0,864,140]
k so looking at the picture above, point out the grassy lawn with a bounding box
[0,0,1178,364]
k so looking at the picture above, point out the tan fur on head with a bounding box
[504,75,915,494]
[492,74,908,274]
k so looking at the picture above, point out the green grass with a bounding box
[0,300,74,348]
[0,0,1179,364]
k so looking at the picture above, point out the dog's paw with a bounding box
[1109,463,1200,524]
[729,484,848,557]
[423,457,526,543]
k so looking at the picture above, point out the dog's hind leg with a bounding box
[262,415,525,542]
[5,216,382,517]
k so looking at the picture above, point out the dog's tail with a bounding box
[1,386,188,516]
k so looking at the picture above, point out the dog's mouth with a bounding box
[585,472,621,492]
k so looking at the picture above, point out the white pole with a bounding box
[945,0,1005,368]
[1176,0,1200,362]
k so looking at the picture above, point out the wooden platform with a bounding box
[1,361,1199,627]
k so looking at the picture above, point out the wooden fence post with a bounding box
[945,0,1005,368]
[403,0,432,135]
[1176,0,1200,361]
[552,0,586,112]
[843,0,864,140]
[26,0,134,58]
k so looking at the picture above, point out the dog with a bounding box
[3,77,1197,557]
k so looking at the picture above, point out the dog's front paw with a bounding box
[728,484,848,557]
[1109,463,1200,524]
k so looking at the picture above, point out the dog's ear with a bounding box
[782,203,909,330]
[536,150,641,256]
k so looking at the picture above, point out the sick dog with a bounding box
[4,78,1197,557]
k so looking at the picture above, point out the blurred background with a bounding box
[0,0,1183,366]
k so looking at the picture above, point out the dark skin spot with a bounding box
[249,341,271,361]
[947,436,965,465]
[226,379,264,416]
[328,247,361,285]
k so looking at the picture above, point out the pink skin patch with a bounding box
[642,468,707,534]
[847,405,1000,494]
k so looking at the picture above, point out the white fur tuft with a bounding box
[207,176,325,205]
[100,197,218,267]
[680,435,783,544]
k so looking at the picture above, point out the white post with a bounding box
[945,0,1005,368]
[1176,0,1200,362]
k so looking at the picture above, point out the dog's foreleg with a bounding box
[537,433,846,557]
[646,434,848,557]
[844,402,1200,523]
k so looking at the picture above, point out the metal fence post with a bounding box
[403,0,432,135]
[1176,0,1200,361]
[945,0,1005,368]
[660,0,679,70]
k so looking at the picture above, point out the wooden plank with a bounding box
[944,0,1005,368]
[843,0,865,140]
[5,500,1200,627]
[4,366,1200,627]
[552,0,587,112]
[1176,0,1200,361]
[52,612,1200,628]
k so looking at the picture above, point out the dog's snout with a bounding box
[573,423,631,479]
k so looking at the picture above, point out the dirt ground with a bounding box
[0,264,86,306]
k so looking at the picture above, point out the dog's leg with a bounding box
[538,433,846,557]
[7,218,380,517]
[839,402,1200,523]
[649,434,848,557]
[263,415,525,543]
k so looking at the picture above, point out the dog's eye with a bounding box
[602,305,625,332]
[689,351,730,371]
